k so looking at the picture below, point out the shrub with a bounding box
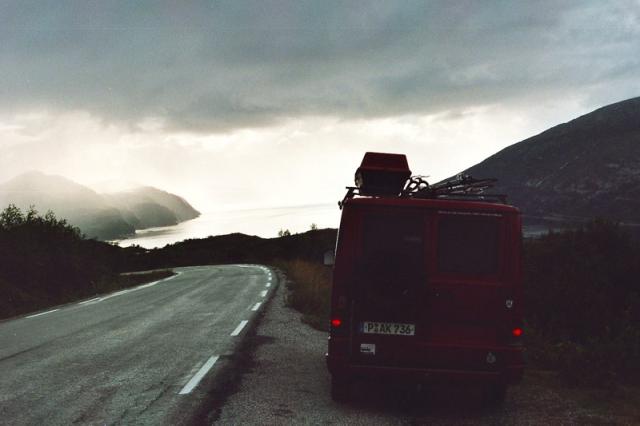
[0,205,158,318]
[524,219,640,386]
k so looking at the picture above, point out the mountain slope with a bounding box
[0,171,107,215]
[103,186,200,226]
[0,172,134,239]
[0,172,200,240]
[133,186,200,222]
[464,96,640,224]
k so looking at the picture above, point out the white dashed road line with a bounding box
[230,320,249,336]
[178,267,268,394]
[178,355,220,395]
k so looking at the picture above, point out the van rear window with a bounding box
[437,214,500,275]
[362,214,424,271]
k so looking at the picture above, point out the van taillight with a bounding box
[331,318,342,328]
[512,327,523,337]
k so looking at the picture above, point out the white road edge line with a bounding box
[26,309,59,319]
[252,302,262,311]
[178,355,220,395]
[78,271,183,306]
[260,290,268,297]
[136,271,182,290]
[230,320,249,336]
[265,283,271,288]
[100,289,130,301]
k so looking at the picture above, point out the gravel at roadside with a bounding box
[214,274,637,425]
[214,274,407,425]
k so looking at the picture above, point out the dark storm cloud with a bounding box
[1,1,638,132]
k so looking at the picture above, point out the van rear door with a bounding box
[350,210,428,368]
[349,207,511,372]
[426,210,508,371]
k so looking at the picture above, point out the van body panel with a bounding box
[327,195,524,387]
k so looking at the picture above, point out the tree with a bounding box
[310,223,318,231]
[0,204,24,229]
[278,229,291,237]
[0,205,115,319]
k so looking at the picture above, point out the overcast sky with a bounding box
[1,1,639,232]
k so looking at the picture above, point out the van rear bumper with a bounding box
[327,357,524,385]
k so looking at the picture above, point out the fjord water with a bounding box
[114,204,338,249]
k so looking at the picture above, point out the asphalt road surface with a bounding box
[0,264,275,425]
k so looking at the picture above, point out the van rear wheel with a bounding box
[331,376,351,403]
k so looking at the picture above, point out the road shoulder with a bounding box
[213,273,407,425]
[214,273,639,425]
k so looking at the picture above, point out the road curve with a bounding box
[0,264,275,425]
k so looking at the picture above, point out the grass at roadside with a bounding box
[275,259,331,331]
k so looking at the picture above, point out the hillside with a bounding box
[119,228,338,271]
[464,96,640,226]
[0,172,200,240]
[102,186,200,228]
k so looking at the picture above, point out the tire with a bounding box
[331,376,351,403]
[484,383,507,407]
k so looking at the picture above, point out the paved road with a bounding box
[0,264,275,425]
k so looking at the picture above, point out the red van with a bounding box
[326,152,524,404]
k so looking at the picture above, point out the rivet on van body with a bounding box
[505,299,514,309]
[486,352,496,364]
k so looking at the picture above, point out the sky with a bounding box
[1,1,639,233]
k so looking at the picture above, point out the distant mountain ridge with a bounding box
[0,172,200,240]
[462,96,640,227]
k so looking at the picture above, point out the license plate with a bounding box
[361,321,415,336]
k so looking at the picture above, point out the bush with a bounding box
[0,205,147,318]
[524,219,640,386]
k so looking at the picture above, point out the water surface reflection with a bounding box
[114,204,338,249]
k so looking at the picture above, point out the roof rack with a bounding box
[339,174,507,209]
[339,153,507,209]
[404,174,507,203]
